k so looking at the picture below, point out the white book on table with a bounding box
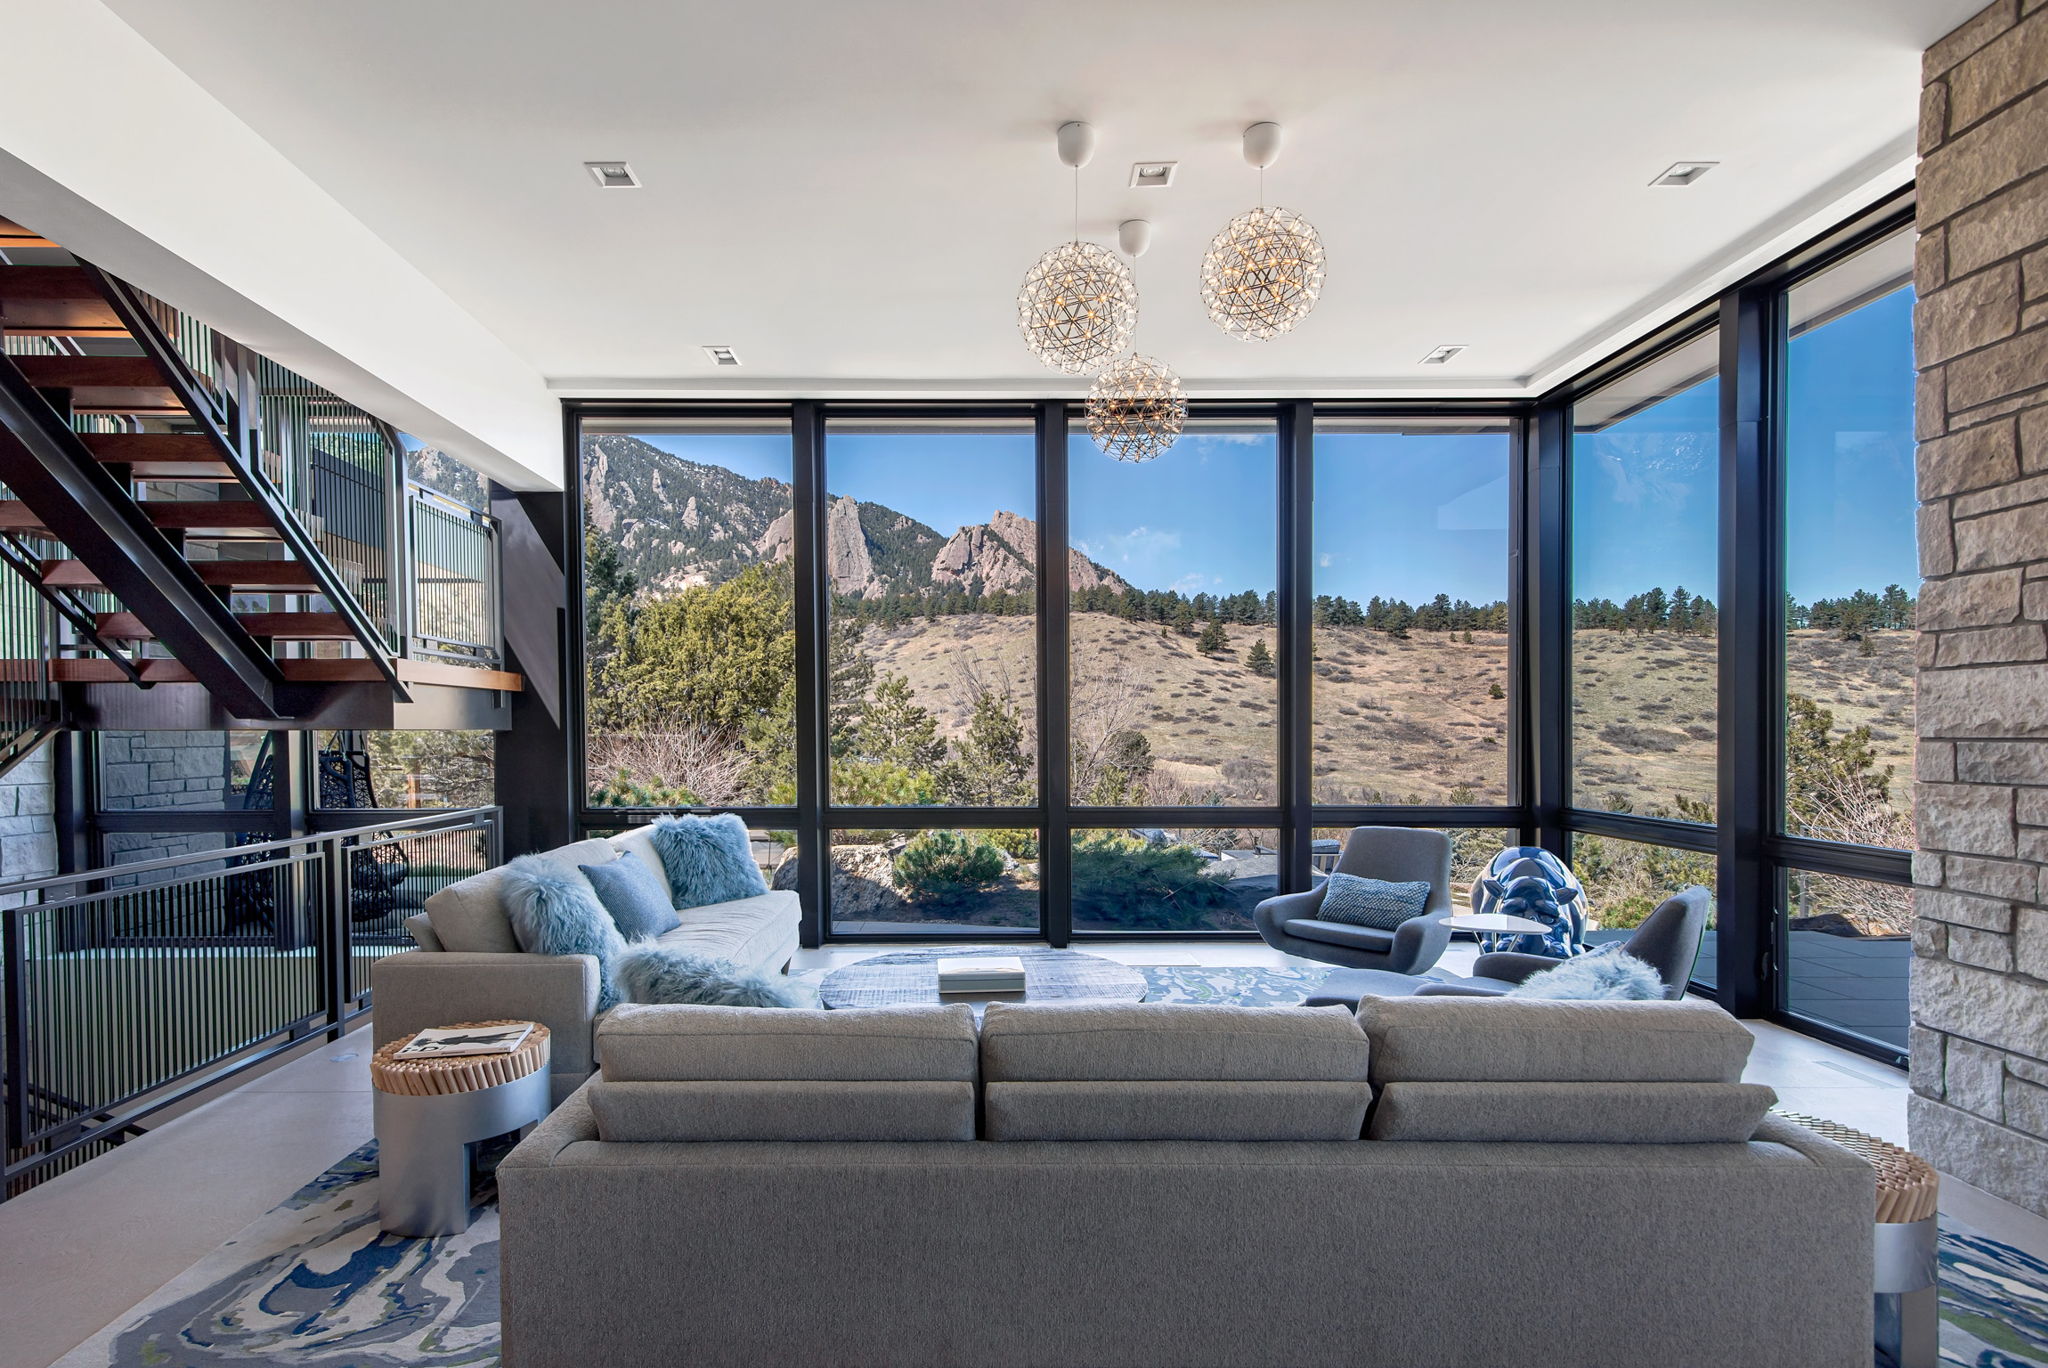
[935,956,1027,992]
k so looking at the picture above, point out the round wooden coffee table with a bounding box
[819,947,1148,1010]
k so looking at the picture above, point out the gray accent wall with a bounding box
[1911,0,2048,1220]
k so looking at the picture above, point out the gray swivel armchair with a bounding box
[1253,827,1455,976]
[1412,885,1712,1000]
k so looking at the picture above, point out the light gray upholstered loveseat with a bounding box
[372,828,800,1103]
[498,997,1875,1368]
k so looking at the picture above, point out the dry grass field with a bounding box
[859,614,1915,822]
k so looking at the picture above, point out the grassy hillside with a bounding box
[859,614,1915,820]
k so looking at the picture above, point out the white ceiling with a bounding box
[8,1,1978,483]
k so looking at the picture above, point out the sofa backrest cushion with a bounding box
[590,1003,977,1142]
[1357,996,1752,1085]
[1367,1080,1779,1143]
[979,1003,1372,1141]
[424,838,620,953]
[606,826,673,903]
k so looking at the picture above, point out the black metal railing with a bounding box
[0,806,499,1198]
[0,484,58,775]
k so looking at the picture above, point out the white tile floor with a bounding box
[0,940,2042,1368]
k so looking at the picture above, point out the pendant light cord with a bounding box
[1073,165,1080,244]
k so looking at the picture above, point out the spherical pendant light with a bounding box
[1018,239,1139,375]
[1200,122,1326,342]
[1086,353,1185,463]
[1200,204,1326,342]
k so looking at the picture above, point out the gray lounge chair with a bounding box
[1412,886,1712,999]
[1252,827,1455,975]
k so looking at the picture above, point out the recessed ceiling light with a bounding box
[1419,344,1467,365]
[1650,161,1718,187]
[703,345,740,366]
[585,161,640,189]
[1128,161,1178,188]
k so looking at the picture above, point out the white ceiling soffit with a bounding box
[0,2,557,490]
[40,1,1980,414]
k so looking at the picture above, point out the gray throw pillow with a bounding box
[1318,873,1432,931]
[581,858,682,942]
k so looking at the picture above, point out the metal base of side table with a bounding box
[375,1067,550,1237]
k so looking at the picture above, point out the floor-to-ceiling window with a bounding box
[1569,329,1721,827]
[1776,228,1916,1052]
[1311,418,1513,806]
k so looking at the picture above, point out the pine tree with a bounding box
[1197,620,1229,655]
[1246,638,1275,676]
[937,687,1033,805]
[861,673,945,774]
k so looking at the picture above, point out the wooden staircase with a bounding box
[0,221,519,733]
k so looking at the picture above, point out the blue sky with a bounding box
[1571,286,1917,605]
[619,285,1915,608]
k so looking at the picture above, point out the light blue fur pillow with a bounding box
[650,814,769,910]
[502,854,627,1009]
[1507,949,1663,1001]
[615,944,795,1008]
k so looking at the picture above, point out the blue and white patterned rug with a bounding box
[48,964,2048,1368]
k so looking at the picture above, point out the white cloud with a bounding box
[1318,553,1333,568]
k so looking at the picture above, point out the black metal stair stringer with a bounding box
[82,264,410,704]
[0,359,284,721]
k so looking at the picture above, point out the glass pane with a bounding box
[825,417,1038,806]
[1782,233,1917,848]
[96,731,269,812]
[1571,331,1720,820]
[1069,417,1278,805]
[1071,826,1279,932]
[580,418,795,807]
[826,829,1040,933]
[1570,832,1717,986]
[1311,419,1512,803]
[1782,869,1910,1052]
[1312,826,1520,901]
[312,730,494,809]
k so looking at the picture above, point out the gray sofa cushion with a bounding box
[984,1080,1371,1141]
[1367,1081,1779,1143]
[587,1079,976,1142]
[606,825,674,902]
[1284,918,1398,953]
[424,838,620,953]
[980,1003,1372,1142]
[981,1003,1370,1081]
[597,1002,977,1082]
[403,912,443,952]
[1358,996,1753,1085]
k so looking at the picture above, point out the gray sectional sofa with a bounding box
[372,828,800,1102]
[498,996,1875,1368]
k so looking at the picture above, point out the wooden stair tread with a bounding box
[97,611,355,641]
[43,558,321,591]
[0,218,62,251]
[80,432,233,479]
[0,499,280,536]
[0,265,122,332]
[11,354,175,409]
[40,657,523,692]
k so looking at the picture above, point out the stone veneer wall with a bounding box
[0,740,58,909]
[1911,0,2048,1218]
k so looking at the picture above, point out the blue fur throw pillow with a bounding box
[502,854,627,1009]
[1508,949,1664,1001]
[1317,873,1433,931]
[650,814,768,909]
[614,944,795,1008]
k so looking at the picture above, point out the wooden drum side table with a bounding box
[371,1020,551,1237]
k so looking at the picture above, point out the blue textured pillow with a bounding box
[581,858,681,942]
[615,944,795,1008]
[1317,873,1432,931]
[502,854,627,1009]
[650,814,768,909]
[1508,950,1664,1001]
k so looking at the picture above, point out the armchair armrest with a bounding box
[1252,887,1327,942]
[372,950,601,1080]
[1470,950,1567,985]
[1385,908,1454,976]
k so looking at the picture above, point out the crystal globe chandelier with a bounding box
[1086,353,1185,463]
[1201,122,1326,342]
[1017,122,1137,375]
